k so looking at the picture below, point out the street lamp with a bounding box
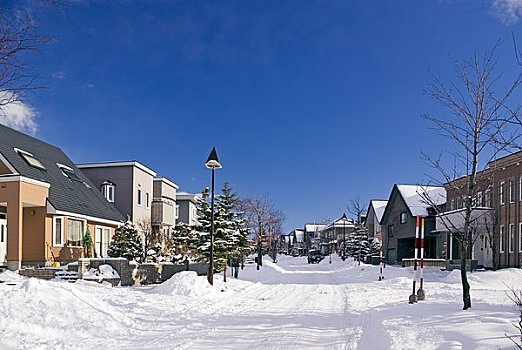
[341,213,347,261]
[329,223,332,264]
[205,147,222,285]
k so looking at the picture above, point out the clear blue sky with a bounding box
[13,1,522,231]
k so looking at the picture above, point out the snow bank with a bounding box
[0,270,26,283]
[152,271,221,297]
[83,264,120,281]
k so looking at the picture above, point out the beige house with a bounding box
[176,192,201,227]
[152,176,178,238]
[77,161,156,226]
[0,124,124,269]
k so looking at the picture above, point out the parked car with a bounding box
[307,250,323,264]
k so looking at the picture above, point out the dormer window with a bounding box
[101,180,115,203]
[57,163,82,182]
[15,148,45,170]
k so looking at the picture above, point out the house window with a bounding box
[388,224,394,237]
[476,192,483,207]
[53,217,64,246]
[509,224,515,253]
[101,181,115,203]
[450,199,455,211]
[146,192,150,209]
[67,218,84,247]
[400,212,407,224]
[456,197,462,210]
[137,185,142,206]
[519,223,522,253]
[500,182,505,205]
[509,180,515,203]
[485,189,491,207]
[57,163,82,182]
[175,205,179,219]
[95,226,111,257]
[0,224,5,243]
[15,148,45,170]
[500,225,505,253]
[518,176,522,201]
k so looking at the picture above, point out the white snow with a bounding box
[397,184,446,217]
[0,256,521,349]
[82,264,120,281]
[370,200,388,223]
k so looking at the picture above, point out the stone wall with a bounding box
[78,258,208,286]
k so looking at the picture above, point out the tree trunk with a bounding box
[460,241,472,310]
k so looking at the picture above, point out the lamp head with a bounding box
[205,147,222,169]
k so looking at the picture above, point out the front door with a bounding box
[0,214,7,265]
[475,234,493,269]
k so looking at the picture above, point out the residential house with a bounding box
[176,192,201,227]
[288,229,305,255]
[152,177,178,239]
[304,224,326,252]
[77,161,156,227]
[320,216,355,255]
[366,200,388,243]
[440,150,522,269]
[381,184,446,265]
[0,124,124,269]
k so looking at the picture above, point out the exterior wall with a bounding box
[132,167,154,224]
[382,190,415,264]
[0,159,12,175]
[444,151,522,268]
[152,178,177,228]
[22,207,47,265]
[177,199,199,226]
[80,166,134,220]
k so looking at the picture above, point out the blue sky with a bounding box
[5,0,522,231]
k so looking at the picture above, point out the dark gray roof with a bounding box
[0,124,125,223]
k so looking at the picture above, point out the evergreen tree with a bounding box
[83,227,93,258]
[107,221,143,262]
[195,187,215,263]
[171,222,199,262]
[369,237,381,257]
[350,228,370,262]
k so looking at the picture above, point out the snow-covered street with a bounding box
[1,256,521,349]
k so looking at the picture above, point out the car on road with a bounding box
[307,250,324,264]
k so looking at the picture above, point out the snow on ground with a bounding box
[0,255,521,349]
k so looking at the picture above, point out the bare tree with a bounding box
[347,195,366,225]
[239,195,285,268]
[422,42,522,310]
[0,1,50,110]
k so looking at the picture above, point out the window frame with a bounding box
[500,181,505,205]
[66,217,86,248]
[509,179,515,203]
[137,185,142,206]
[519,223,522,253]
[15,148,46,170]
[477,191,483,207]
[400,212,407,224]
[52,216,64,247]
[509,223,515,253]
[146,192,150,209]
[500,225,505,253]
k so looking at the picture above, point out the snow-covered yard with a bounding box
[0,255,521,349]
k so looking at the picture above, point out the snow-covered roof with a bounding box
[304,224,326,233]
[396,185,446,217]
[369,200,388,223]
[294,230,304,243]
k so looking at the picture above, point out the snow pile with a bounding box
[152,271,221,297]
[83,264,120,282]
[0,270,26,283]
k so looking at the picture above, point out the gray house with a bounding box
[176,192,201,227]
[381,184,446,265]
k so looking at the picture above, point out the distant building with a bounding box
[303,224,326,252]
[366,200,388,243]
[152,177,178,238]
[176,192,201,227]
[381,184,446,265]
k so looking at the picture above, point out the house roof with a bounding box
[77,160,157,177]
[368,200,388,223]
[176,192,201,203]
[304,224,326,233]
[0,124,125,223]
[396,184,446,217]
[153,176,179,189]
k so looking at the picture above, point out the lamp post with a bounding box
[329,223,332,264]
[205,147,222,285]
[341,213,347,261]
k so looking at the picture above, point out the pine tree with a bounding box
[171,221,199,262]
[195,187,214,263]
[107,221,143,262]
[83,227,93,258]
[350,228,370,262]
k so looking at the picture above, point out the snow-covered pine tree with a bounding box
[195,187,214,263]
[171,221,199,262]
[107,221,143,262]
[368,237,381,257]
[216,183,247,274]
[350,228,370,262]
